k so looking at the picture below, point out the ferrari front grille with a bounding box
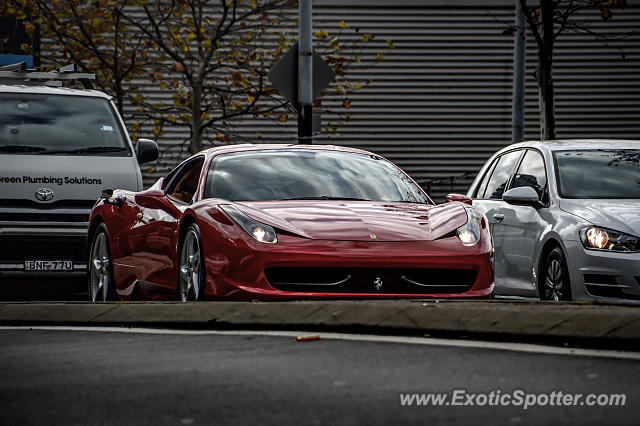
[265,267,477,294]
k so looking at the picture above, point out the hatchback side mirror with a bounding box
[136,138,159,164]
[502,186,542,208]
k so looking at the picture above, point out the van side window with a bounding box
[510,150,547,199]
[482,150,522,199]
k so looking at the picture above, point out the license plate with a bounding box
[24,260,74,271]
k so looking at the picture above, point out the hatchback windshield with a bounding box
[205,150,431,204]
[554,149,640,199]
[0,93,130,155]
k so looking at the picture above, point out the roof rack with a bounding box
[0,62,96,89]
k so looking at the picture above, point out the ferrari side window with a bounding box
[166,156,205,204]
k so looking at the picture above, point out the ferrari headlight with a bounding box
[219,205,278,244]
[580,226,639,252]
[457,208,481,246]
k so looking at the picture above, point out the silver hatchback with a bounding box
[463,139,640,302]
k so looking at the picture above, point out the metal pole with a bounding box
[512,0,526,142]
[298,0,313,144]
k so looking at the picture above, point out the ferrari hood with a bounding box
[233,200,468,242]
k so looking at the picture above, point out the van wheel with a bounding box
[541,247,571,301]
[89,224,116,301]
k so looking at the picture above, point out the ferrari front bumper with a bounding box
[202,233,494,300]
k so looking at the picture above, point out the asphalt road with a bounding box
[1,329,638,425]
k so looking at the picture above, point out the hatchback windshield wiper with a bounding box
[282,196,371,201]
[0,145,47,153]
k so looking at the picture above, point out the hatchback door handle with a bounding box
[493,213,505,222]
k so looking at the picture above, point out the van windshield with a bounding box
[0,93,130,156]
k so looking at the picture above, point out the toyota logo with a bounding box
[35,188,55,202]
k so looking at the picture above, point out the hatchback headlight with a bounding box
[580,226,639,252]
[219,205,278,244]
[457,208,482,246]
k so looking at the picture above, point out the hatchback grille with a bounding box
[584,274,640,300]
[583,274,617,285]
[0,235,86,260]
[265,267,477,294]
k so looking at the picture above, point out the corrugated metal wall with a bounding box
[312,2,640,201]
[42,1,640,202]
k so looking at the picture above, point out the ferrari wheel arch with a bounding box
[178,214,199,248]
[87,216,106,253]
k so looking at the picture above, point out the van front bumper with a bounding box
[0,227,88,273]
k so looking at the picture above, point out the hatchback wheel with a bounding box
[541,247,571,301]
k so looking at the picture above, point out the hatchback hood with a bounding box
[233,200,468,242]
[559,199,640,236]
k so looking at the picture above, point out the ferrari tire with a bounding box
[540,247,572,301]
[88,224,116,302]
[179,223,205,302]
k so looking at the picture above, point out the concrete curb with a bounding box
[1,300,639,349]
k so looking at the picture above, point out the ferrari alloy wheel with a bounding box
[179,223,204,302]
[541,247,571,301]
[89,224,115,302]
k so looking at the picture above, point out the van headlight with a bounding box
[581,226,639,252]
[457,208,481,246]
[219,205,278,244]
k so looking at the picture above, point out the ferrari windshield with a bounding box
[205,150,431,204]
[0,93,130,155]
[554,149,640,199]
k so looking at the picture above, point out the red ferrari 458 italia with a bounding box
[87,144,494,301]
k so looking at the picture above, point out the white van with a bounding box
[0,66,158,295]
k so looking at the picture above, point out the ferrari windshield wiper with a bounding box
[392,200,429,204]
[282,196,371,201]
[0,145,47,153]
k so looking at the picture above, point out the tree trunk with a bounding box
[115,82,124,115]
[538,0,556,140]
[190,81,203,154]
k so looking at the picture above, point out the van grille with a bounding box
[0,235,85,260]
[0,199,96,209]
[0,212,89,223]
